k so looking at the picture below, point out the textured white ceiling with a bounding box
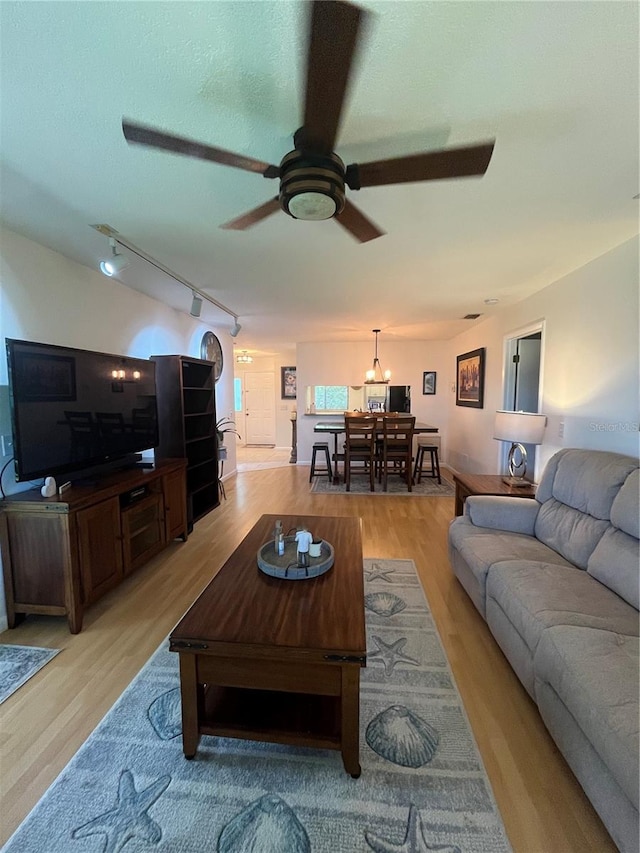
[1,1,638,353]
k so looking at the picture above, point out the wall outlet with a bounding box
[1,434,13,457]
[558,420,565,438]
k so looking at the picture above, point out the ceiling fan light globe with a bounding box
[288,191,336,221]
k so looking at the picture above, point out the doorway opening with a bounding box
[501,321,545,481]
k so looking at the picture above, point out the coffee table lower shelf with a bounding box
[177,650,363,777]
[199,685,342,751]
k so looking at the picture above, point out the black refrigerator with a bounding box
[386,385,411,413]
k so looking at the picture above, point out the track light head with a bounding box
[99,238,130,277]
[230,320,241,337]
[190,293,203,318]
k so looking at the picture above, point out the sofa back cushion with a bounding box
[610,468,640,539]
[535,501,610,570]
[587,470,640,609]
[534,450,639,570]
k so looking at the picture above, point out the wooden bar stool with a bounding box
[413,434,441,484]
[310,441,333,482]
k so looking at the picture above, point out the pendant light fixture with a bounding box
[236,350,253,364]
[364,329,391,384]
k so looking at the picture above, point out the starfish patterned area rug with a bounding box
[310,475,455,497]
[0,644,60,704]
[2,559,511,853]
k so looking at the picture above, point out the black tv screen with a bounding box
[6,338,159,482]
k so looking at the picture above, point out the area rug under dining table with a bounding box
[311,474,454,496]
[2,559,511,852]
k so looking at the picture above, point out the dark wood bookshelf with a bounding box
[151,355,219,530]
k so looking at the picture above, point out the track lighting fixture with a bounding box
[99,238,130,277]
[190,292,203,318]
[91,226,239,326]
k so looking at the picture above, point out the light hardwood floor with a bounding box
[0,464,615,851]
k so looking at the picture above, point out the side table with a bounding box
[453,473,536,516]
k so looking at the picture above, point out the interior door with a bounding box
[514,335,541,411]
[503,330,543,479]
[244,371,276,445]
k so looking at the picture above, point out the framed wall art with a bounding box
[456,348,485,408]
[281,366,297,399]
[15,352,77,402]
[422,371,437,395]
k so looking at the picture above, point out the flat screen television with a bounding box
[6,338,159,482]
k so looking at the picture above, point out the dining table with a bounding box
[314,418,439,485]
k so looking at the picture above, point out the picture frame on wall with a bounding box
[15,352,77,402]
[422,371,437,395]
[281,366,297,399]
[456,348,485,408]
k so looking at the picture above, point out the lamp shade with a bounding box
[494,411,547,445]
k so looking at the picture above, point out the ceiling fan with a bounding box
[122,0,495,243]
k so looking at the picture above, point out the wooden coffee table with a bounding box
[170,513,366,777]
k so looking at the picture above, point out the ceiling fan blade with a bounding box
[220,197,281,231]
[345,140,495,189]
[122,119,280,178]
[302,0,367,154]
[335,199,385,243]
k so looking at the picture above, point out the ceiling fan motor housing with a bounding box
[279,149,346,221]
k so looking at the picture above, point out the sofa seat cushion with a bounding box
[448,518,574,595]
[534,626,640,808]
[486,560,640,655]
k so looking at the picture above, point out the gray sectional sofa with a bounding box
[448,448,639,852]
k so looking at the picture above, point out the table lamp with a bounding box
[493,410,547,486]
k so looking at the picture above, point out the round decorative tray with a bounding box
[257,537,334,580]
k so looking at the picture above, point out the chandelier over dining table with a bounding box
[364,329,391,385]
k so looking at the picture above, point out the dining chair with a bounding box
[64,411,96,461]
[96,412,128,455]
[343,416,377,492]
[378,415,416,491]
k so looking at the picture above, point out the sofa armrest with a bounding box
[465,495,540,535]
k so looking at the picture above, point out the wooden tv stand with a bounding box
[0,459,187,634]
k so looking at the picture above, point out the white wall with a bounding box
[445,235,639,477]
[0,226,236,631]
[296,339,451,463]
